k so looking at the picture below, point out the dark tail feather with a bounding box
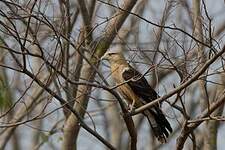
[144,107,172,143]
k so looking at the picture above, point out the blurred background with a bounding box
[0,0,225,150]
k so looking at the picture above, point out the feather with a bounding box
[122,65,172,140]
[106,52,172,143]
[122,66,158,102]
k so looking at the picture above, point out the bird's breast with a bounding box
[111,65,140,105]
[116,84,135,103]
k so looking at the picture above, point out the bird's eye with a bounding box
[108,53,116,56]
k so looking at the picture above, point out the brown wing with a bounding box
[122,66,158,103]
[122,66,173,136]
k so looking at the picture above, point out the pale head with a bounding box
[101,51,126,64]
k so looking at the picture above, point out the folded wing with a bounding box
[122,66,172,142]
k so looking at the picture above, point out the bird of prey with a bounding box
[102,51,172,143]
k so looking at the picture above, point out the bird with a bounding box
[101,51,172,143]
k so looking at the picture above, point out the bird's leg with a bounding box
[128,99,135,112]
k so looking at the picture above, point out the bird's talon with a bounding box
[120,111,130,118]
[128,107,135,113]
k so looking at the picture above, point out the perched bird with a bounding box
[102,51,172,143]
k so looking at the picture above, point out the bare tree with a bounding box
[0,0,225,150]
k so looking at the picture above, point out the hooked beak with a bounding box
[101,52,109,61]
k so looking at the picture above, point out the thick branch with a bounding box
[62,1,138,150]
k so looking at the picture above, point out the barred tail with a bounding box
[143,107,172,143]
